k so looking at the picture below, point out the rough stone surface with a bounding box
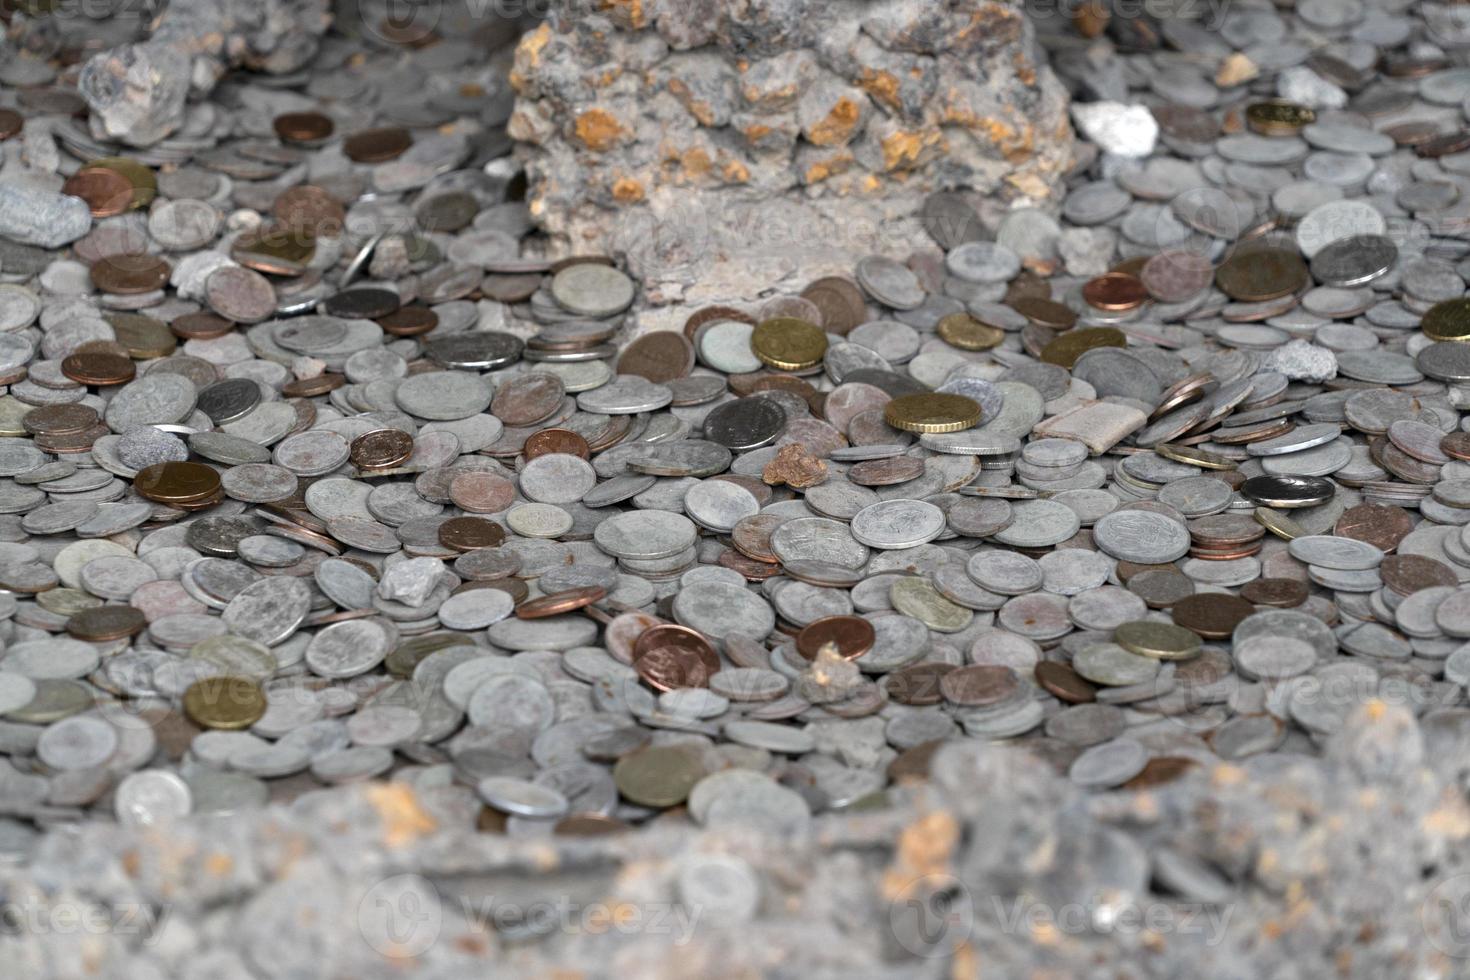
[116,427,191,470]
[1,704,1463,978]
[0,184,91,248]
[1266,339,1338,383]
[1069,101,1157,158]
[377,557,445,608]
[509,0,1074,303]
[76,0,333,146]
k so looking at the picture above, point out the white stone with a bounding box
[1069,102,1158,158]
[1058,227,1118,277]
[1266,339,1337,383]
[1277,67,1346,109]
[377,557,445,608]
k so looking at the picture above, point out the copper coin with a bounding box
[438,517,506,552]
[22,404,98,435]
[516,586,607,619]
[170,312,235,340]
[35,424,109,454]
[1333,503,1412,552]
[273,185,345,236]
[273,111,334,143]
[731,515,781,563]
[90,253,170,294]
[66,605,146,642]
[282,374,345,398]
[1239,578,1308,608]
[62,167,134,218]
[134,462,222,505]
[1123,756,1197,789]
[1081,272,1149,311]
[343,127,413,163]
[1170,593,1256,639]
[0,109,22,140]
[617,331,695,383]
[1034,661,1097,703]
[60,351,134,386]
[1443,432,1470,462]
[683,304,756,340]
[718,549,783,581]
[885,662,956,706]
[795,615,875,660]
[940,664,1021,706]
[1379,554,1459,596]
[632,624,721,691]
[350,428,414,469]
[377,306,439,337]
[799,277,867,335]
[523,428,590,460]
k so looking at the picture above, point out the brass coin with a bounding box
[1010,296,1077,330]
[1113,620,1202,660]
[1245,99,1316,135]
[936,312,1004,351]
[1214,247,1308,302]
[1154,444,1236,470]
[1423,299,1470,342]
[750,316,828,370]
[183,676,267,730]
[109,313,176,358]
[883,393,982,434]
[1038,327,1127,369]
[1254,507,1305,540]
[66,605,146,642]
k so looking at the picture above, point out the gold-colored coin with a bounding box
[1245,99,1315,136]
[1214,246,1307,302]
[1254,506,1305,540]
[1422,299,1470,342]
[750,316,827,370]
[35,588,103,617]
[1038,327,1127,369]
[936,313,1004,351]
[86,156,156,209]
[1113,620,1202,661]
[883,393,982,434]
[107,313,176,359]
[0,395,30,436]
[1155,443,1237,471]
[183,676,267,730]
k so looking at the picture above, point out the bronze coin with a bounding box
[799,277,867,335]
[1239,578,1309,608]
[22,404,99,436]
[940,664,1021,706]
[1170,593,1256,640]
[1125,568,1195,609]
[1009,296,1078,330]
[61,167,134,218]
[632,624,721,691]
[1034,661,1097,703]
[134,462,222,505]
[617,331,695,383]
[350,428,414,469]
[516,586,606,619]
[1122,756,1197,789]
[90,253,170,294]
[523,428,590,460]
[66,605,146,642]
[795,615,876,660]
[683,304,756,341]
[273,111,335,143]
[885,662,956,706]
[343,127,413,163]
[170,312,235,340]
[0,108,22,140]
[1081,271,1148,311]
[377,306,439,337]
[273,185,345,237]
[1379,554,1459,596]
[438,517,506,552]
[1443,432,1470,462]
[1333,503,1412,552]
[60,351,134,386]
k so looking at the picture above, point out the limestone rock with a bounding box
[0,183,91,248]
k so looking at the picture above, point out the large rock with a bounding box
[509,0,1074,303]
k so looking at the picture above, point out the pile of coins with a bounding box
[3,0,1470,864]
